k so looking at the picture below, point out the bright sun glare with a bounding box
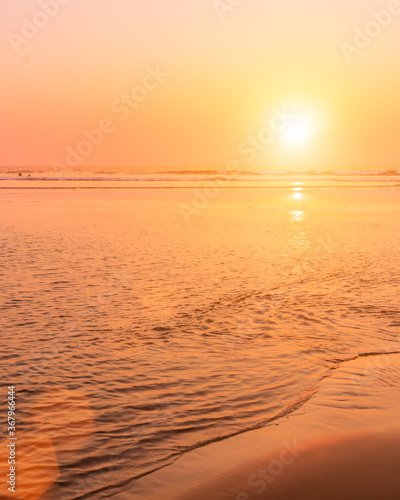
[284,120,313,146]
[292,185,303,200]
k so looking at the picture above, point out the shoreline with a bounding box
[1,188,399,500]
[112,353,400,499]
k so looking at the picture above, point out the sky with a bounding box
[1,0,400,169]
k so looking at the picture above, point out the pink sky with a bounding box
[1,0,400,169]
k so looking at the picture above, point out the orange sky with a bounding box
[1,0,400,169]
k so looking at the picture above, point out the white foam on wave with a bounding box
[0,169,399,183]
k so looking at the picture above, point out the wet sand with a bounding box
[174,431,400,500]
[113,353,400,500]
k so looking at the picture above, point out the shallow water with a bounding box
[0,185,399,499]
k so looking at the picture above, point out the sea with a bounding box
[0,166,399,499]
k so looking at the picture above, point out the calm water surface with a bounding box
[0,185,399,499]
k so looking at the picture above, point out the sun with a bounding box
[284,119,313,146]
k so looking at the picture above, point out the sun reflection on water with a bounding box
[292,186,303,200]
[288,209,310,253]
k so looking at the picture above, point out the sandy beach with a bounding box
[113,353,400,500]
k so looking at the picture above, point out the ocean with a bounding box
[1,166,399,186]
[0,167,399,499]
